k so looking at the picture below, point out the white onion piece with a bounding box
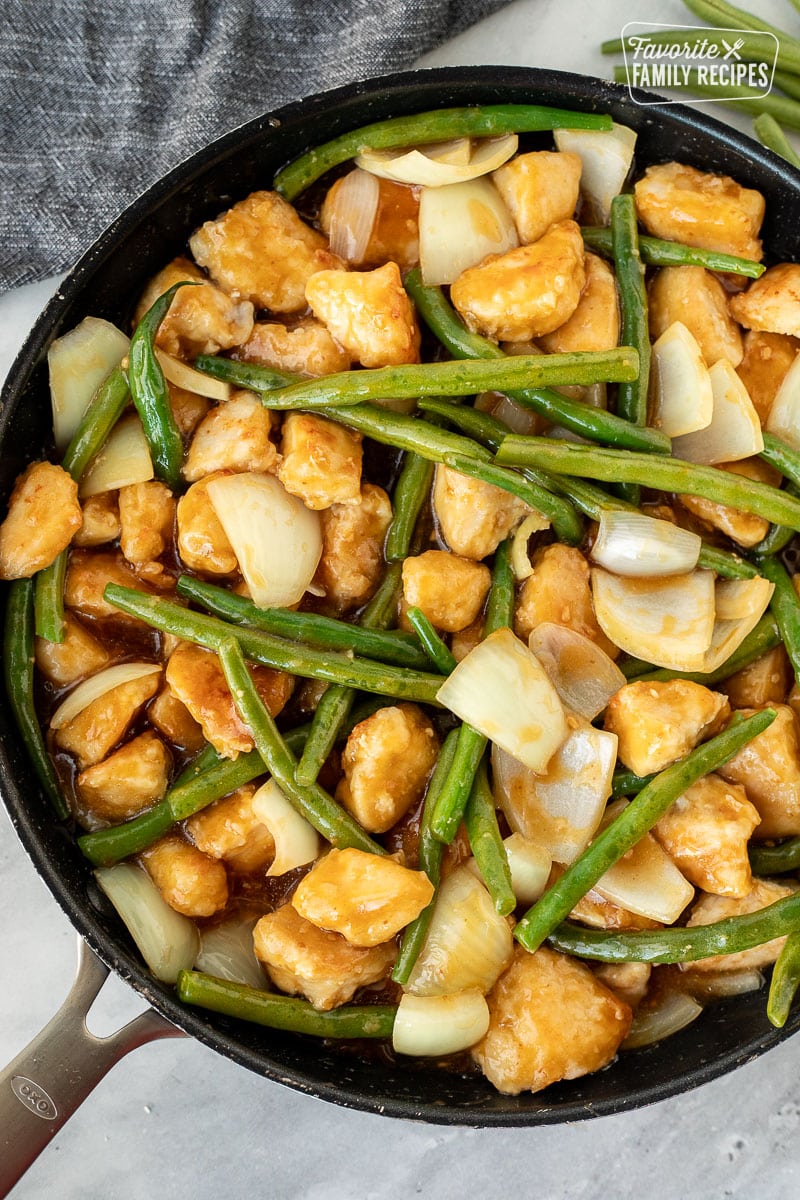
[672,359,763,465]
[155,348,231,403]
[250,778,320,876]
[48,316,130,452]
[393,989,490,1057]
[95,863,199,984]
[698,575,774,673]
[767,350,800,451]
[622,990,703,1051]
[553,123,637,222]
[194,916,265,989]
[594,799,694,924]
[206,472,322,608]
[356,133,518,187]
[406,866,513,997]
[79,412,155,497]
[418,177,518,285]
[501,834,552,905]
[492,723,617,865]
[591,567,716,672]
[650,321,713,437]
[527,623,625,721]
[590,510,701,578]
[436,628,568,772]
[50,662,161,730]
[324,168,380,262]
[510,512,551,580]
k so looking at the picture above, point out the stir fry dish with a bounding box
[7,101,800,1097]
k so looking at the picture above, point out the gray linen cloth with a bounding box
[0,0,510,292]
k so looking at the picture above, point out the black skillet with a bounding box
[2,65,800,1193]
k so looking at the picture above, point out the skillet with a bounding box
[2,62,800,1192]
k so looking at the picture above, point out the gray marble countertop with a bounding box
[3,1,800,1195]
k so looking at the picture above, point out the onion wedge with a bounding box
[50,662,161,731]
[767,350,800,452]
[251,778,320,877]
[698,575,774,673]
[650,321,713,437]
[590,510,701,578]
[591,567,716,672]
[79,412,154,497]
[155,348,230,403]
[393,989,490,1057]
[672,359,763,465]
[593,799,695,924]
[527,623,625,720]
[48,316,130,452]
[554,122,636,222]
[95,863,199,984]
[356,134,518,187]
[419,177,518,285]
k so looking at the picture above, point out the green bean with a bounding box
[695,544,759,581]
[4,579,68,818]
[295,564,402,787]
[749,837,800,876]
[442,451,584,546]
[192,355,296,392]
[603,27,800,82]
[33,550,68,642]
[129,282,196,489]
[761,432,800,489]
[614,67,800,130]
[611,768,656,799]
[754,513,797,558]
[464,762,515,917]
[683,0,800,64]
[756,556,800,684]
[61,365,131,482]
[514,709,776,953]
[322,403,493,465]
[483,537,515,633]
[753,114,800,169]
[580,226,765,278]
[406,272,666,453]
[175,574,427,669]
[384,451,435,562]
[495,437,800,530]
[392,728,460,985]
[548,889,800,964]
[264,350,640,412]
[273,104,614,201]
[627,613,782,688]
[767,930,800,1028]
[406,607,457,675]
[218,637,382,854]
[610,194,650,505]
[178,970,397,1037]
[103,584,443,704]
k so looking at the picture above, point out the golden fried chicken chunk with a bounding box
[65,550,151,621]
[190,191,343,312]
[491,150,582,244]
[186,784,275,874]
[336,704,439,834]
[719,704,800,839]
[736,330,800,424]
[118,481,176,566]
[140,835,228,918]
[648,266,743,368]
[320,172,420,271]
[653,774,760,898]
[237,317,350,377]
[402,549,491,633]
[54,669,162,770]
[538,252,620,354]
[604,680,730,778]
[277,413,362,510]
[450,220,585,343]
[730,264,800,337]
[677,458,778,549]
[183,391,278,482]
[147,685,205,754]
[73,493,121,548]
[432,463,531,561]
[76,731,171,823]
[35,613,110,686]
[134,256,254,358]
[684,879,797,972]
[634,162,764,260]
[305,262,420,367]
[472,946,631,1095]
[514,543,617,657]
[314,483,393,610]
[721,645,791,710]
[176,473,238,575]
[253,904,395,1011]
[0,462,81,579]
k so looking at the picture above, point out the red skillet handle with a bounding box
[0,937,184,1197]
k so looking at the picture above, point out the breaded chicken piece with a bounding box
[35,613,110,686]
[432,463,531,561]
[73,493,121,548]
[719,704,800,839]
[491,150,582,244]
[450,220,585,343]
[190,191,343,312]
[183,391,278,482]
[320,172,420,271]
[634,162,764,260]
[236,317,350,377]
[277,412,362,510]
[604,679,730,777]
[76,731,171,823]
[147,685,205,754]
[514,543,617,658]
[684,879,797,972]
[134,256,254,358]
[54,669,162,769]
[730,263,800,337]
[648,266,743,368]
[653,773,760,897]
[168,382,211,439]
[315,483,393,609]
[140,835,228,918]
[472,946,631,1095]
[736,330,800,425]
[118,481,176,566]
[336,704,439,833]
[677,457,778,548]
[165,642,292,759]
[538,253,620,354]
[402,549,491,633]
[721,645,791,710]
[176,473,238,575]
[186,784,275,874]
[305,262,420,367]
[65,550,151,621]
[0,462,82,579]
[253,904,395,1011]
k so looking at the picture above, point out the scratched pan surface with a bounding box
[2,65,800,1125]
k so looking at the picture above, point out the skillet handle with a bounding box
[0,937,184,1198]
